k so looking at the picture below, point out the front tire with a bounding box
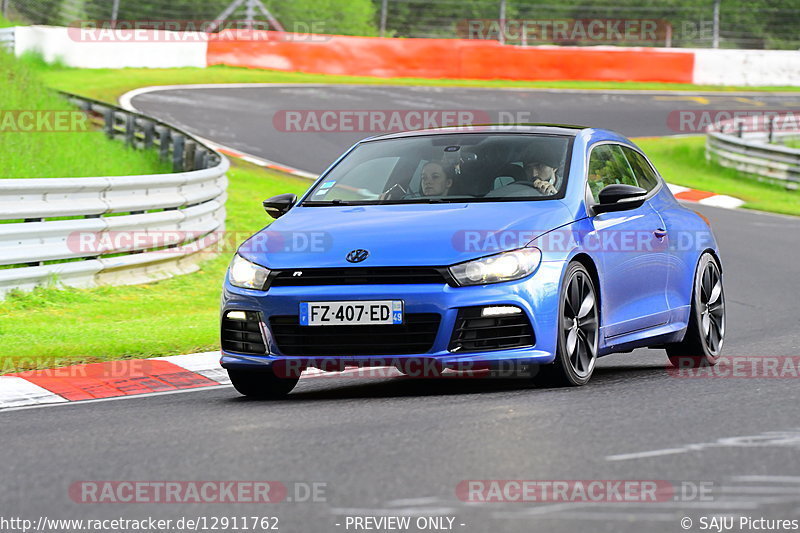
[228,369,299,399]
[666,253,725,368]
[536,262,599,387]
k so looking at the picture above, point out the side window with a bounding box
[587,144,637,202]
[622,147,661,193]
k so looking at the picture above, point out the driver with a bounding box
[523,160,558,195]
[420,161,453,197]
[380,161,453,200]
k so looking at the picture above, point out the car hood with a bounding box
[239,201,574,269]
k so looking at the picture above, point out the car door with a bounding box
[624,147,709,317]
[587,143,670,339]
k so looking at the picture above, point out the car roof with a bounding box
[364,124,590,142]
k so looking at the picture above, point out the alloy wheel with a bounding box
[562,270,599,378]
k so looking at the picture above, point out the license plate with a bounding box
[299,300,403,326]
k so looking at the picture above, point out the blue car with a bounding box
[220,125,725,397]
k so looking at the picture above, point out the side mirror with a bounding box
[593,184,647,214]
[263,193,297,219]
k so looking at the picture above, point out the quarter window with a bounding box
[622,147,661,193]
[586,144,637,202]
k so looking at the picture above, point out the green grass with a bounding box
[0,159,310,372]
[635,136,800,216]
[783,139,800,149]
[1,51,171,178]
[27,63,800,106]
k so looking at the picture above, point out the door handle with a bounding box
[654,228,667,239]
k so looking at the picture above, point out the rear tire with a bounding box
[666,253,725,368]
[228,369,299,399]
[535,262,599,387]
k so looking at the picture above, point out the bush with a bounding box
[8,0,64,25]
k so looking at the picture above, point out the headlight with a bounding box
[228,253,270,290]
[449,248,542,286]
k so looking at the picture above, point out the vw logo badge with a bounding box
[346,249,369,263]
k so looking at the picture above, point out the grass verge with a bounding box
[635,136,800,216]
[0,51,171,178]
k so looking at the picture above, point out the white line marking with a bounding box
[606,447,695,461]
[0,384,231,414]
[699,194,746,209]
[731,476,800,484]
[717,486,800,494]
[155,351,222,372]
[0,376,67,409]
[667,183,690,194]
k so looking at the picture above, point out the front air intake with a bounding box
[449,306,534,352]
[221,310,267,355]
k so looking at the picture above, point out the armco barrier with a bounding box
[207,31,696,83]
[0,94,229,298]
[0,27,14,52]
[706,115,800,188]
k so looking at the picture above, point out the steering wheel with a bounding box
[381,183,408,201]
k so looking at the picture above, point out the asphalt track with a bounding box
[2,86,800,533]
[126,84,800,173]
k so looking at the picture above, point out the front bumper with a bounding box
[220,261,565,371]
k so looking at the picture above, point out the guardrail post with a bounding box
[125,114,136,147]
[737,121,744,138]
[104,108,115,138]
[184,141,197,172]
[194,148,207,170]
[143,121,155,149]
[768,117,775,144]
[173,135,186,172]
[159,128,171,162]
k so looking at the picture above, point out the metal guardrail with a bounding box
[0,93,229,297]
[0,27,14,52]
[705,115,800,189]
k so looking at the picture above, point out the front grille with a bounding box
[449,307,535,352]
[269,313,441,356]
[270,267,448,287]
[221,311,267,355]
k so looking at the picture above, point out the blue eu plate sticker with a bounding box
[392,301,403,324]
[299,302,310,325]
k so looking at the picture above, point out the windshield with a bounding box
[302,133,573,205]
